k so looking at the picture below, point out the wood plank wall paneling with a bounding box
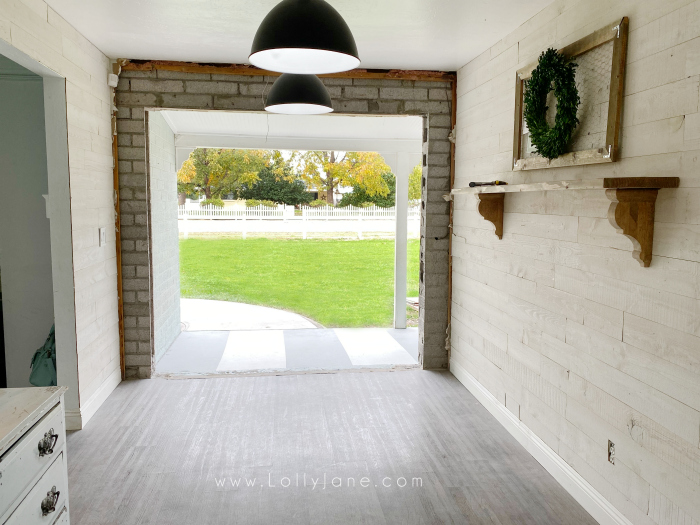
[452,1,700,524]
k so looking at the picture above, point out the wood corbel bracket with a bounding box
[606,188,658,268]
[476,193,504,239]
[458,177,679,267]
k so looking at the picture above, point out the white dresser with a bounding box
[0,387,70,525]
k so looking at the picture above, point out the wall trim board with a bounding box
[72,367,121,430]
[64,410,82,431]
[450,361,634,525]
[43,76,81,425]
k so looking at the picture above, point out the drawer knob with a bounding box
[38,429,59,457]
[41,486,60,516]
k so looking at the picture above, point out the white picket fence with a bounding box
[177,204,420,220]
[177,203,421,239]
[178,204,287,219]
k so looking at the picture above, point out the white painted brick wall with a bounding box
[0,0,120,423]
[453,1,700,523]
[148,111,181,362]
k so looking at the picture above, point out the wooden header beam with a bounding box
[119,59,456,82]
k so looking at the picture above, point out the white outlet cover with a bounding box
[99,227,106,246]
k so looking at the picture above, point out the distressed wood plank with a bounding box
[451,176,680,195]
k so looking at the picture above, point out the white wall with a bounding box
[148,111,180,362]
[0,1,120,428]
[452,1,700,524]
[0,66,54,387]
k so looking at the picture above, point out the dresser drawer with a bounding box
[5,451,68,525]
[0,403,65,517]
[52,506,69,525]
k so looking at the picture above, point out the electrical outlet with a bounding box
[608,440,615,465]
[99,227,107,247]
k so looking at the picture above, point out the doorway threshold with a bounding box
[155,327,419,377]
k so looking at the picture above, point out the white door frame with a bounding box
[162,111,423,329]
[0,41,80,420]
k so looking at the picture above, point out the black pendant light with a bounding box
[250,0,360,75]
[265,74,334,114]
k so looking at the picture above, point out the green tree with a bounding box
[338,173,396,208]
[239,166,313,206]
[294,151,392,205]
[177,148,269,199]
[409,164,422,201]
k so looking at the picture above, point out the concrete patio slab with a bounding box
[156,331,229,374]
[284,329,353,370]
[155,327,419,375]
[181,298,318,331]
[334,328,418,366]
[217,330,286,371]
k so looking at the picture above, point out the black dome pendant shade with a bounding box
[250,0,360,74]
[265,74,334,114]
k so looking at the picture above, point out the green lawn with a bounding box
[180,238,420,327]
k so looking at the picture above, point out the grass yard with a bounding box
[180,238,420,327]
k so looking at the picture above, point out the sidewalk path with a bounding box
[181,298,318,331]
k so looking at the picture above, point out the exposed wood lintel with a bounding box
[119,60,457,82]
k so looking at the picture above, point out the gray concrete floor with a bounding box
[66,371,596,524]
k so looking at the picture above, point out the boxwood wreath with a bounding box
[524,48,581,160]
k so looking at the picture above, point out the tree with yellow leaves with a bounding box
[408,164,422,202]
[177,148,272,199]
[293,151,392,205]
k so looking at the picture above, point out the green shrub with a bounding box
[200,198,224,208]
[308,199,330,207]
[246,199,278,208]
[338,200,373,208]
[238,166,313,206]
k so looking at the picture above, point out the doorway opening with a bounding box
[146,111,424,375]
[0,48,79,418]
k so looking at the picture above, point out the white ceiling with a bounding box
[45,0,553,71]
[161,110,423,140]
[160,110,424,154]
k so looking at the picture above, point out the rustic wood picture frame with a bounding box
[512,17,629,171]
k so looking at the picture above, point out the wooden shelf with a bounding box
[450,177,680,195]
[449,177,680,267]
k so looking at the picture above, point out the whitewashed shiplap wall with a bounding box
[452,0,700,523]
[0,1,120,428]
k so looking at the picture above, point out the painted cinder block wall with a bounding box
[147,111,181,362]
[452,0,700,523]
[0,0,121,428]
[115,72,453,377]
